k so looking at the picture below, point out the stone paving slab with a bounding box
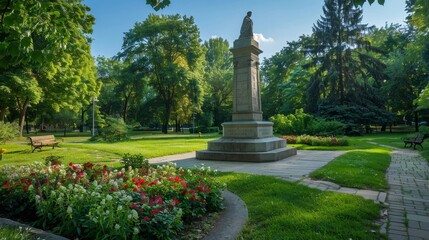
[386,148,429,240]
[150,150,346,181]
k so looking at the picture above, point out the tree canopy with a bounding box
[119,14,205,133]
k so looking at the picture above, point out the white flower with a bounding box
[100,199,106,205]
[131,209,138,219]
[133,227,139,235]
[114,224,120,230]
[68,184,74,190]
[117,205,123,211]
[92,180,98,186]
[106,195,113,201]
[67,206,73,214]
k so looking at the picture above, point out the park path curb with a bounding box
[204,190,248,240]
[0,217,68,240]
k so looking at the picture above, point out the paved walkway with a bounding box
[150,150,385,202]
[386,148,429,240]
[150,147,429,239]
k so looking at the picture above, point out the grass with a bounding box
[2,130,428,239]
[0,226,36,240]
[0,133,219,167]
[309,148,391,191]
[216,173,383,240]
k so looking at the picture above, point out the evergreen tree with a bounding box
[306,0,389,126]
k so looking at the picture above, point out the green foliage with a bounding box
[119,14,205,133]
[120,153,149,169]
[203,37,233,127]
[0,162,224,239]
[0,0,100,136]
[306,118,347,136]
[269,109,312,135]
[0,122,19,144]
[96,117,129,142]
[44,155,64,166]
[282,135,349,146]
[0,226,35,240]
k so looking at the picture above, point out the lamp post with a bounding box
[92,97,98,137]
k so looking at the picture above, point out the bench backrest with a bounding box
[29,135,56,144]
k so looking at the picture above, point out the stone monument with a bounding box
[196,11,297,162]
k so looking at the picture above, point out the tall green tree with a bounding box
[203,37,233,127]
[407,0,429,112]
[261,37,311,119]
[119,14,205,133]
[96,57,146,123]
[305,0,388,125]
[0,0,99,136]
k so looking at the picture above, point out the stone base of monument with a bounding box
[196,121,297,162]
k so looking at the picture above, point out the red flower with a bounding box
[171,198,180,206]
[110,187,116,192]
[130,202,138,209]
[151,209,160,215]
[180,180,187,188]
[142,216,151,221]
[2,183,10,189]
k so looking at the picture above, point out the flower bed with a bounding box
[0,161,224,239]
[281,135,348,146]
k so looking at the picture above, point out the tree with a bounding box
[96,57,146,123]
[203,37,233,127]
[407,0,429,112]
[261,37,311,118]
[305,0,388,126]
[0,0,99,136]
[119,14,205,133]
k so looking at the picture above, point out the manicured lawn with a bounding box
[0,133,219,166]
[216,173,383,240]
[309,148,391,191]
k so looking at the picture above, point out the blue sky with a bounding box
[84,0,407,60]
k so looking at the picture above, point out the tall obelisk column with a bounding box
[196,11,296,162]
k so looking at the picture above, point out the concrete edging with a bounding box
[204,190,248,240]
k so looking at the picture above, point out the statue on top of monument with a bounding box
[239,11,253,39]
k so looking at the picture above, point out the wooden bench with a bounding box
[404,134,426,150]
[28,135,60,153]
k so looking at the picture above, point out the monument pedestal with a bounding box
[196,36,296,162]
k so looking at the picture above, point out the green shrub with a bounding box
[306,118,346,136]
[120,153,149,169]
[270,109,312,135]
[44,155,64,165]
[0,122,19,144]
[96,117,128,142]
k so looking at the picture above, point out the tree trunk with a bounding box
[16,96,30,137]
[414,111,419,132]
[123,92,131,123]
[0,107,6,123]
[79,108,85,132]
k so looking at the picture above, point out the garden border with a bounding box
[204,190,248,240]
[0,190,248,240]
